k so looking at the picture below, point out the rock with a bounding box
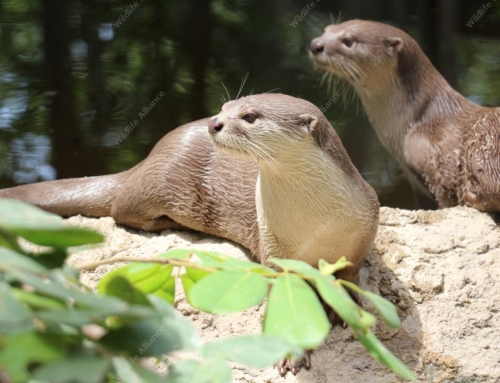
[65,206,500,383]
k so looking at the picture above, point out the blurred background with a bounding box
[0,0,499,209]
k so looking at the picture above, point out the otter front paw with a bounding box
[277,351,311,376]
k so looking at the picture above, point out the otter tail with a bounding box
[0,172,126,217]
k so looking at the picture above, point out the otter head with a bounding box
[309,20,408,89]
[208,94,323,165]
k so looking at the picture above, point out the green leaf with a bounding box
[17,227,104,247]
[36,310,98,326]
[0,247,47,274]
[180,267,213,305]
[264,274,330,349]
[363,291,401,329]
[186,266,212,282]
[99,275,150,306]
[11,269,131,313]
[203,335,303,368]
[318,257,352,275]
[0,227,22,252]
[0,199,104,247]
[189,270,268,314]
[0,332,64,383]
[33,356,112,383]
[316,277,376,329]
[148,296,203,352]
[101,318,189,356]
[97,263,175,304]
[165,359,231,383]
[112,357,166,383]
[158,248,194,260]
[11,288,66,310]
[354,329,416,381]
[101,298,202,355]
[191,249,273,273]
[268,258,322,278]
[181,273,195,302]
[27,248,69,269]
[0,282,34,334]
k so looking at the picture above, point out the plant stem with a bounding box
[79,256,218,272]
[338,279,365,295]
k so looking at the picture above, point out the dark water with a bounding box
[1,0,500,209]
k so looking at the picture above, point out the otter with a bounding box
[310,19,500,213]
[207,94,378,278]
[0,94,378,276]
[0,94,379,374]
[207,93,379,374]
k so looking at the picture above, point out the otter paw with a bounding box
[325,305,348,328]
[277,351,311,376]
[323,290,361,328]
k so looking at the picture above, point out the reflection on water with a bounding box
[8,133,54,183]
[0,0,500,210]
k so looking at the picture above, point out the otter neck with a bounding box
[254,139,374,265]
[353,56,475,163]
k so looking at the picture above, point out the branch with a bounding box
[78,256,218,272]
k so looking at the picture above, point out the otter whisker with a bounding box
[245,138,279,171]
[265,88,280,94]
[320,71,330,87]
[222,82,231,101]
[236,72,249,100]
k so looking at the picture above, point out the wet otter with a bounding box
[310,19,500,213]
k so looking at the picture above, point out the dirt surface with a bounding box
[66,206,500,383]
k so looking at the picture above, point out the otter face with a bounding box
[309,20,404,86]
[208,94,319,163]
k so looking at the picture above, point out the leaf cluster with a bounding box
[0,199,415,382]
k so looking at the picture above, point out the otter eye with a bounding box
[242,113,257,123]
[342,36,355,48]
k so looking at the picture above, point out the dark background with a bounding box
[1,0,499,209]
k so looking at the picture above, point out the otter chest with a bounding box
[255,170,361,266]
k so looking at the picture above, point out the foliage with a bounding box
[0,199,415,382]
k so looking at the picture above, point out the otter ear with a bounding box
[298,113,318,134]
[385,37,404,53]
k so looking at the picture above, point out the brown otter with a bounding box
[207,94,379,278]
[310,19,500,213]
[207,93,379,374]
[0,95,378,273]
[0,94,379,374]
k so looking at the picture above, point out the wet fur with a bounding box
[311,20,500,212]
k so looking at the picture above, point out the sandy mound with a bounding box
[66,206,500,383]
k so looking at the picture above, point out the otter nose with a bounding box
[208,117,224,133]
[310,38,324,54]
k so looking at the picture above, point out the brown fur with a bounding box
[0,94,379,282]
[310,19,500,213]
[208,94,379,374]
[0,118,260,254]
[208,94,379,281]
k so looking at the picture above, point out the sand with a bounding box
[66,206,500,383]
